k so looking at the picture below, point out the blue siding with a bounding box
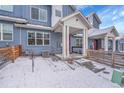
[0,5,77,55]
[0,22,20,48]
[20,28,51,55]
[63,5,75,17]
[22,5,51,27]
[0,5,52,27]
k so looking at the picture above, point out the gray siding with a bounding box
[63,5,75,17]
[87,15,100,28]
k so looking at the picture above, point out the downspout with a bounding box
[19,27,22,45]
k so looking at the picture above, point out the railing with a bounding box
[0,45,22,63]
[87,49,124,68]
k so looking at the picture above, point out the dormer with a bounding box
[87,12,101,29]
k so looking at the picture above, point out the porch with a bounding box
[88,26,119,52]
[53,12,91,59]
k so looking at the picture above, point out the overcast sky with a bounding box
[77,5,124,33]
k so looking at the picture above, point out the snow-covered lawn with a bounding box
[0,57,120,88]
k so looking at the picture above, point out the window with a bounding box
[44,33,50,45]
[28,32,35,45]
[120,43,124,52]
[31,7,39,20]
[31,7,47,22]
[55,10,61,17]
[0,23,13,41]
[0,5,13,12]
[76,38,82,47]
[36,32,43,45]
[39,9,47,22]
[28,31,50,46]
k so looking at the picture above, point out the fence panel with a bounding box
[87,49,124,67]
[0,45,22,63]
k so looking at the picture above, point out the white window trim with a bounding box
[0,5,13,12]
[0,23,13,41]
[119,42,124,52]
[27,31,50,46]
[30,6,48,23]
[76,38,82,47]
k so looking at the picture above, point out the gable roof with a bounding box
[53,11,92,30]
[88,26,119,37]
[87,12,101,24]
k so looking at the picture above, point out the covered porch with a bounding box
[53,12,91,59]
[88,26,119,52]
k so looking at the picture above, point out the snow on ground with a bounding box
[0,57,120,88]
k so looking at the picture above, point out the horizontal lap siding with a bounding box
[0,22,20,47]
[21,28,52,55]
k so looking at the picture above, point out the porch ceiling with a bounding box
[53,26,83,35]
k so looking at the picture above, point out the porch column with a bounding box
[62,25,67,58]
[113,38,116,52]
[83,29,88,56]
[104,36,108,51]
[66,26,70,57]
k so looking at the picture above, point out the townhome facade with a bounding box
[0,5,122,60]
[0,5,91,59]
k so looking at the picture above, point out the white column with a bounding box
[104,36,108,51]
[113,38,116,52]
[83,29,88,56]
[66,26,70,57]
[62,25,67,59]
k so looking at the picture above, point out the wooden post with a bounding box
[112,51,115,67]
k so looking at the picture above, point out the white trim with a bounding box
[30,6,48,23]
[118,42,124,52]
[61,11,91,28]
[0,15,27,23]
[15,23,52,30]
[27,30,50,46]
[0,5,13,12]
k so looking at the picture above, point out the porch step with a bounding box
[74,58,91,65]
[65,61,80,70]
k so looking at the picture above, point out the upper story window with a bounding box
[55,10,61,17]
[31,7,47,22]
[0,5,13,12]
[0,23,13,41]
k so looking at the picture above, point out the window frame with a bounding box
[30,6,48,22]
[119,42,124,52]
[0,23,13,41]
[76,38,82,47]
[55,9,61,17]
[0,5,13,12]
[27,31,50,46]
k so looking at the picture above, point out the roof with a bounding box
[87,12,101,24]
[88,26,119,37]
[116,33,124,40]
[53,11,91,30]
[0,15,27,23]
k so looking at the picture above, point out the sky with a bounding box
[76,5,124,33]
